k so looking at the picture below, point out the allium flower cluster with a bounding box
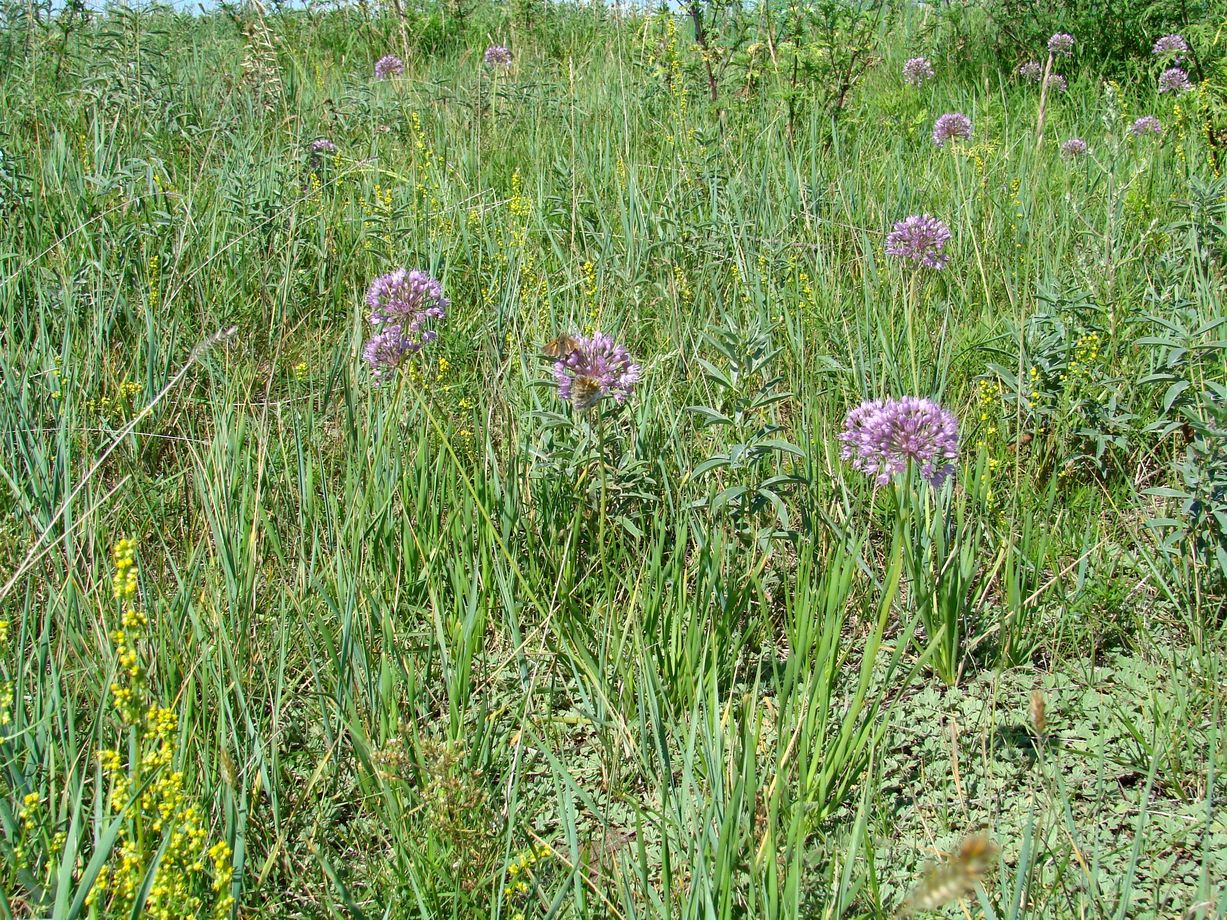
[1060,137,1089,159]
[374,55,405,80]
[903,57,935,86]
[310,138,337,154]
[1045,73,1067,92]
[1152,34,1188,59]
[1047,33,1075,56]
[552,333,640,410]
[1130,115,1162,137]
[1017,60,1043,81]
[885,214,952,270]
[1158,66,1191,93]
[484,45,513,66]
[839,397,960,487]
[362,269,448,382]
[932,112,972,146]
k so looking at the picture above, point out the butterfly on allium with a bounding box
[545,332,639,411]
[541,334,583,360]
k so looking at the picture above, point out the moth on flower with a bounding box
[547,332,639,411]
[540,334,583,360]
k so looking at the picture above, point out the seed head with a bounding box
[897,834,998,917]
[1030,690,1048,736]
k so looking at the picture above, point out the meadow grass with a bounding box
[0,0,1225,916]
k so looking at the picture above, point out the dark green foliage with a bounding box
[0,0,1224,915]
[982,0,1208,73]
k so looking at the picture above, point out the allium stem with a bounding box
[596,411,609,582]
[1034,52,1054,152]
[905,270,919,390]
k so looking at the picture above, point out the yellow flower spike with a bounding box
[98,749,122,773]
[96,538,233,915]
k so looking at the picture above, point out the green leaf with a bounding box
[1162,380,1189,412]
[686,405,734,426]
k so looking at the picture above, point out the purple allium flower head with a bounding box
[1060,137,1089,159]
[310,138,337,154]
[1017,60,1043,81]
[374,54,405,80]
[363,324,416,381]
[903,57,935,86]
[885,214,952,270]
[362,268,448,382]
[1152,34,1188,59]
[1158,66,1191,93]
[839,396,960,487]
[483,45,512,66]
[551,333,640,410]
[1130,115,1163,137]
[1047,33,1075,56]
[932,112,972,147]
[1045,73,1067,92]
[367,267,448,325]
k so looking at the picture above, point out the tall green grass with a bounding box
[0,0,1223,916]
